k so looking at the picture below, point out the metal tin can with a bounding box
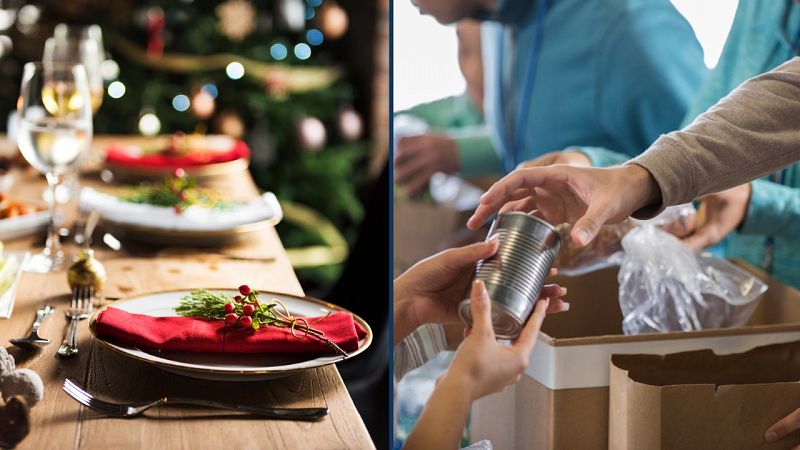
[458,212,561,339]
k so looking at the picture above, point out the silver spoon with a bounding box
[10,305,55,349]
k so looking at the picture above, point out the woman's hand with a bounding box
[682,183,751,251]
[445,280,552,400]
[766,407,800,444]
[394,240,567,344]
[467,164,662,247]
[403,280,556,450]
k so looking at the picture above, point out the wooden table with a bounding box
[0,136,375,449]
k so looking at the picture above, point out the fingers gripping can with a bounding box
[458,212,561,339]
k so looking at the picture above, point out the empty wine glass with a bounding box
[44,24,104,113]
[17,62,93,272]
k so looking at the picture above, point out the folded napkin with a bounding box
[94,307,367,354]
[106,138,250,168]
[79,188,282,232]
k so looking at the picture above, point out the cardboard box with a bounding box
[392,200,474,277]
[471,261,800,449]
[609,341,800,450]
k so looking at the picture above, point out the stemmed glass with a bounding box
[43,25,104,208]
[17,62,93,272]
[44,24,105,113]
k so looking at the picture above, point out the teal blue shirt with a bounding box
[580,0,800,289]
[480,0,707,172]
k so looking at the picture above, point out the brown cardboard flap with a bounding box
[542,259,800,345]
[610,341,800,450]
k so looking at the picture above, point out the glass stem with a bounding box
[44,171,64,267]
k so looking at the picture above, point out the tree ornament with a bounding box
[146,6,165,57]
[1,369,44,407]
[215,0,256,42]
[264,71,289,98]
[337,107,363,141]
[0,347,14,378]
[279,0,306,32]
[296,116,326,152]
[214,110,245,138]
[0,397,29,449]
[317,1,348,40]
[67,249,107,292]
[191,88,216,119]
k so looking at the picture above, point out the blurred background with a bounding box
[394,0,738,111]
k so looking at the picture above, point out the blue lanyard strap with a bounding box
[496,0,550,173]
[762,169,787,272]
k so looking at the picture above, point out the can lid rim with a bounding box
[497,211,560,235]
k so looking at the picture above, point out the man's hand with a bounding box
[682,183,751,251]
[467,164,662,247]
[394,134,460,195]
[518,150,591,169]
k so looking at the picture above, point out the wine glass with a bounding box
[42,26,105,228]
[44,24,105,113]
[17,62,93,272]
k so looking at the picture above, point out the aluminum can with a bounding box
[458,212,561,339]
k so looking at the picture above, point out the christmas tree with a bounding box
[0,0,371,286]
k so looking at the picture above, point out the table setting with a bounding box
[0,22,375,450]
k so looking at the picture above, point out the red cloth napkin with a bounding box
[94,307,367,354]
[106,139,250,169]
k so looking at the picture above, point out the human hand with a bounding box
[518,150,591,169]
[467,164,662,247]
[393,240,567,344]
[681,184,751,251]
[441,280,551,401]
[765,407,800,444]
[394,134,459,195]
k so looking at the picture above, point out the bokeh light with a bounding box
[306,29,323,46]
[270,43,288,60]
[225,61,245,79]
[172,94,190,112]
[107,81,126,99]
[294,43,311,60]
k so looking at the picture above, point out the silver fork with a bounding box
[62,379,328,421]
[57,286,94,357]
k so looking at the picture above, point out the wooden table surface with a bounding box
[0,136,375,449]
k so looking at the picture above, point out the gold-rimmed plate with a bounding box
[89,289,372,381]
[105,157,250,182]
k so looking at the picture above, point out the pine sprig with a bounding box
[174,287,349,356]
[174,289,229,319]
[121,175,232,212]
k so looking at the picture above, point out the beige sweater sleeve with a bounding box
[630,57,800,214]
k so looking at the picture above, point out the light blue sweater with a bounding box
[455,0,707,176]
[581,0,800,289]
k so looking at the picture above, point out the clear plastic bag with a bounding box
[556,204,696,276]
[618,225,767,335]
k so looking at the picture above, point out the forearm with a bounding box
[632,58,800,209]
[402,373,473,450]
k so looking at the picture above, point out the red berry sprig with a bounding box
[222,284,264,330]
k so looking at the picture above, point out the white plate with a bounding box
[89,289,372,381]
[0,211,48,241]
